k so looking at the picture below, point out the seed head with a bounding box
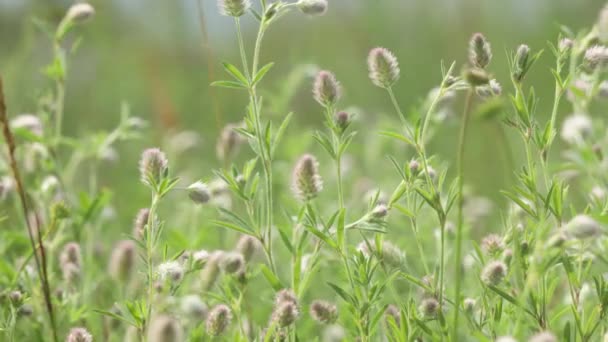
[384,304,401,327]
[464,68,490,86]
[359,241,404,268]
[495,337,518,342]
[18,304,33,317]
[528,331,557,342]
[313,71,341,108]
[206,304,232,337]
[187,181,211,204]
[310,300,338,324]
[559,38,573,52]
[275,289,298,306]
[323,324,346,342]
[157,261,184,284]
[367,47,400,88]
[599,4,608,43]
[201,251,223,291]
[65,3,95,25]
[476,79,502,98]
[379,242,405,268]
[10,114,43,136]
[9,290,22,305]
[297,0,328,16]
[60,242,82,268]
[218,0,251,17]
[180,295,208,320]
[61,262,81,284]
[291,154,323,201]
[192,249,210,266]
[560,113,592,145]
[371,204,389,219]
[481,260,507,286]
[468,33,492,68]
[236,235,259,262]
[220,252,245,274]
[512,44,531,82]
[334,111,351,132]
[419,297,440,318]
[272,301,300,327]
[216,123,243,162]
[147,315,183,342]
[584,45,608,70]
[133,208,150,238]
[463,298,476,314]
[481,234,504,255]
[109,240,136,282]
[409,160,420,175]
[139,148,169,187]
[66,327,93,342]
[565,214,602,239]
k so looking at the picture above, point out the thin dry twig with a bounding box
[0,77,58,342]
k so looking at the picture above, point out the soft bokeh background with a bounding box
[0,0,604,233]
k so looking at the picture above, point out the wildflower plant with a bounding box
[3,1,608,342]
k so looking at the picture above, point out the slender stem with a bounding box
[0,78,58,342]
[251,22,277,273]
[386,87,414,139]
[234,19,250,79]
[235,17,276,273]
[145,193,160,325]
[340,252,356,292]
[53,42,66,145]
[337,157,344,209]
[452,87,474,339]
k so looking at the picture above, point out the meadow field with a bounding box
[1,1,608,341]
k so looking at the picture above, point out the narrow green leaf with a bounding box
[211,80,247,89]
[252,62,275,86]
[260,264,283,291]
[222,62,249,85]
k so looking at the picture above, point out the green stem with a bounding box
[235,17,276,273]
[53,41,66,145]
[452,87,474,339]
[145,193,160,326]
[337,156,344,209]
[234,18,250,79]
[386,87,414,139]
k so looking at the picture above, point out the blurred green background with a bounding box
[0,0,605,232]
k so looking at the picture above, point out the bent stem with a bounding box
[452,87,474,339]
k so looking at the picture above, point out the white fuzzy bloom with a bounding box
[65,3,95,24]
[590,186,606,201]
[297,0,328,16]
[584,45,608,70]
[168,130,201,155]
[560,113,592,145]
[187,181,211,204]
[193,250,210,265]
[157,261,184,283]
[180,295,208,319]
[495,337,518,342]
[323,324,346,342]
[528,331,557,342]
[10,114,43,136]
[40,175,60,195]
[565,214,602,239]
[463,253,476,271]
